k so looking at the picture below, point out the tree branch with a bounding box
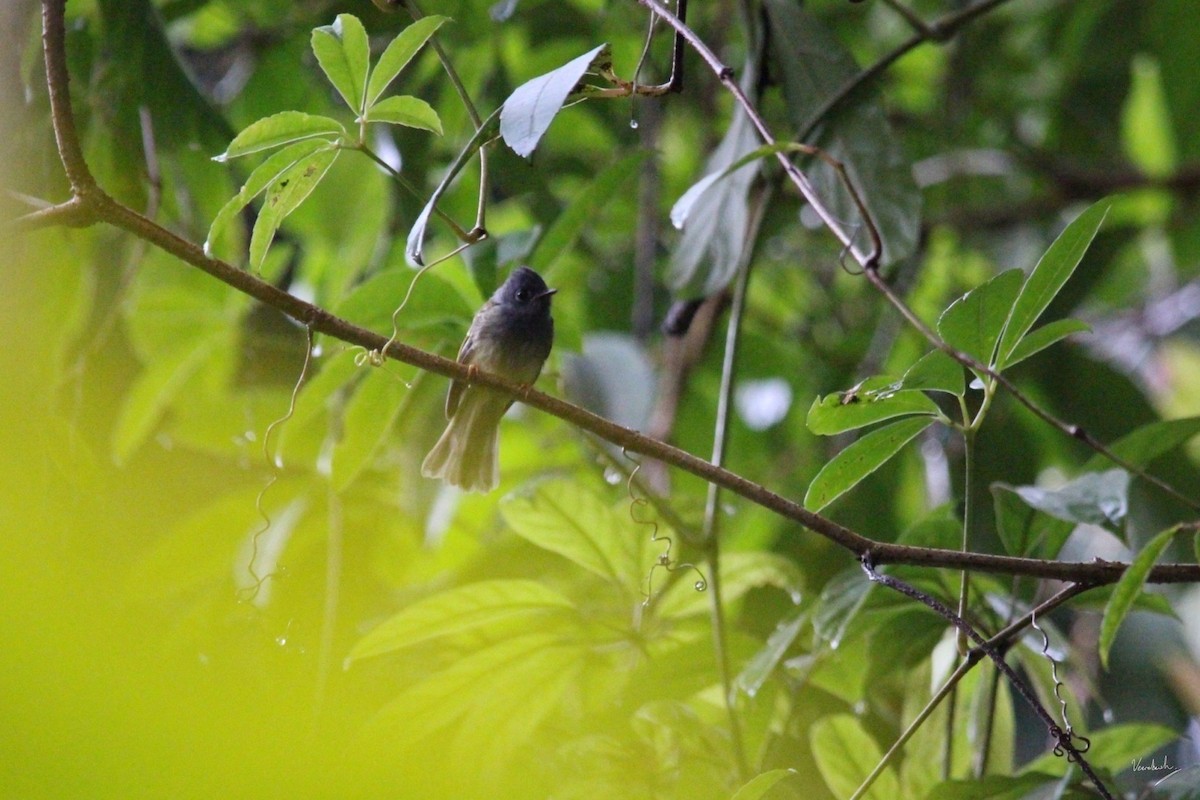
[29,0,1200,587]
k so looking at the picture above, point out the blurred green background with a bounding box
[3,0,1200,797]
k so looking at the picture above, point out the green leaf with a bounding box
[1098,525,1180,669]
[214,111,344,161]
[812,569,872,647]
[810,714,899,800]
[248,145,339,270]
[729,769,797,800]
[762,0,921,267]
[346,580,574,663]
[364,15,448,109]
[1021,722,1177,776]
[528,151,648,274]
[331,366,409,492]
[361,634,578,746]
[1011,468,1130,529]
[901,349,964,396]
[667,103,760,297]
[997,199,1112,366]
[991,484,1073,557]
[500,43,610,158]
[1084,416,1200,471]
[311,13,371,115]
[936,268,1024,370]
[807,381,940,435]
[501,481,645,588]
[735,610,809,697]
[364,95,442,134]
[657,551,803,619]
[805,417,932,511]
[1002,318,1091,368]
[204,138,331,259]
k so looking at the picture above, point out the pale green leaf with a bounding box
[1099,525,1180,669]
[311,13,371,114]
[204,138,330,258]
[248,145,339,270]
[1012,468,1130,529]
[365,15,448,109]
[729,769,797,800]
[500,43,610,158]
[1084,416,1200,471]
[365,95,442,134]
[997,199,1111,365]
[735,610,809,697]
[346,580,575,663]
[214,111,344,161]
[805,417,932,511]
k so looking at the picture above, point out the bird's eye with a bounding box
[515,289,530,302]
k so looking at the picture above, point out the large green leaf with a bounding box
[500,43,610,158]
[501,481,645,589]
[997,199,1111,367]
[364,15,448,109]
[901,349,965,396]
[763,0,921,267]
[311,13,371,115]
[1002,318,1091,368]
[346,580,575,663]
[936,268,1024,370]
[811,714,899,800]
[1098,525,1180,670]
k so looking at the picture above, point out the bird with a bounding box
[420,266,556,492]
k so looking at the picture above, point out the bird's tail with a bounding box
[420,394,503,493]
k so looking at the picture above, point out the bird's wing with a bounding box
[445,329,476,418]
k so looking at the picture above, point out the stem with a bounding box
[974,663,1002,776]
[701,185,771,781]
[353,143,472,241]
[956,427,976,654]
[401,0,488,234]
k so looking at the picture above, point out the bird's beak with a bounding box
[536,288,558,300]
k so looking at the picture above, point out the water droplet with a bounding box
[244,430,257,442]
[629,119,639,130]
[311,343,323,358]
[275,636,288,647]
[603,467,622,485]
[694,580,707,591]
[273,455,284,469]
[1102,707,1115,724]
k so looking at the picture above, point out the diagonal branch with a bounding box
[28,0,1200,587]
